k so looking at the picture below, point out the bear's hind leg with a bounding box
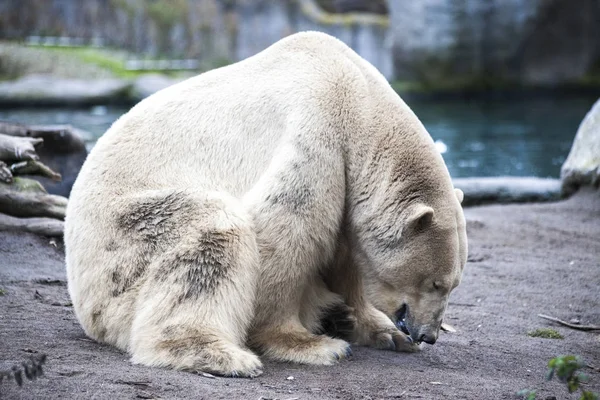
[128,191,262,377]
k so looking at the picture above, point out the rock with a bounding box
[0,74,131,106]
[453,177,561,206]
[560,98,600,196]
[131,74,182,101]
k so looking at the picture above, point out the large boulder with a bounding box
[561,99,600,196]
[0,74,131,106]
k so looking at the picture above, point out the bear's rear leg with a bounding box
[127,191,262,377]
[134,327,263,377]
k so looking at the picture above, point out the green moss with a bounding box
[528,328,564,339]
[1,177,47,194]
[0,288,5,296]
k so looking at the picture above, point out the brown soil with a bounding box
[1,188,599,399]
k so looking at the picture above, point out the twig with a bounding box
[449,302,477,307]
[586,363,600,372]
[537,314,600,331]
[10,160,62,181]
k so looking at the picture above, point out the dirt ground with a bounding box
[1,188,599,399]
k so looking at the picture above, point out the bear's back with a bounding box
[75,32,385,201]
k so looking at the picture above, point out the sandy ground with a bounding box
[1,188,599,399]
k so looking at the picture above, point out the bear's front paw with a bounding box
[354,306,421,353]
[378,329,422,353]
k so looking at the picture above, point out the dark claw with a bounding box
[344,346,353,358]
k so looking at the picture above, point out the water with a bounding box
[0,94,596,178]
[406,94,597,178]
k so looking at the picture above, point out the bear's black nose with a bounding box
[419,333,437,345]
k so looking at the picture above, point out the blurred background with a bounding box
[1,0,599,179]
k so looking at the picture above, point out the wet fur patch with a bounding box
[105,239,119,252]
[112,192,193,297]
[110,260,147,297]
[90,308,107,341]
[159,326,220,362]
[117,192,191,244]
[266,182,314,214]
[155,229,238,301]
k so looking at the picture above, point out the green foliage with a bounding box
[527,328,564,339]
[23,45,140,78]
[146,0,187,30]
[22,45,189,78]
[518,355,598,400]
[547,356,597,399]
[0,288,5,296]
[516,389,537,400]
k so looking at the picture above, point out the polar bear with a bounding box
[65,31,467,377]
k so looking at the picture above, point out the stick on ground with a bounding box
[538,314,600,331]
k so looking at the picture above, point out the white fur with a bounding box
[65,31,467,377]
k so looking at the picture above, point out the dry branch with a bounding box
[0,133,42,162]
[0,213,64,236]
[538,314,600,331]
[0,121,87,154]
[10,160,62,181]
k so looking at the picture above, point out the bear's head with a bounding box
[350,183,467,346]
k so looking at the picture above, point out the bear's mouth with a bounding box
[394,304,411,336]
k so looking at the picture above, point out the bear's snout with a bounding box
[417,330,438,345]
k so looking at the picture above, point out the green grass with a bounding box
[25,45,199,78]
[528,328,564,339]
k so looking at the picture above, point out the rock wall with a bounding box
[0,0,392,78]
[1,0,598,85]
[234,0,391,78]
[387,0,600,86]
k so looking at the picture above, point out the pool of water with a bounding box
[0,93,596,178]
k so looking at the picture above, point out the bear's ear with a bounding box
[405,204,434,233]
[454,188,464,204]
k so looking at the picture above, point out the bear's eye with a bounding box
[433,281,441,290]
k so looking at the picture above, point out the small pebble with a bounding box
[286,376,294,381]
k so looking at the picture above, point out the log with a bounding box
[0,122,87,154]
[0,189,67,219]
[3,177,47,194]
[0,133,42,162]
[0,213,63,237]
[10,160,62,181]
